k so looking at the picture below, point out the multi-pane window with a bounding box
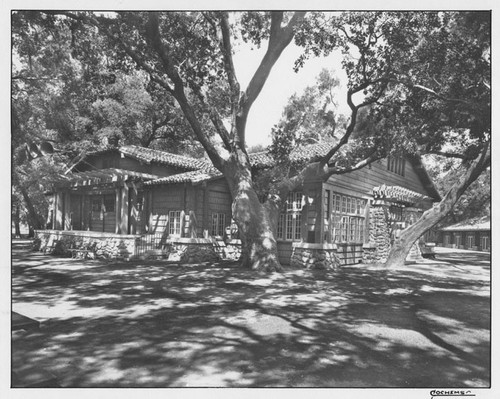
[169,210,182,236]
[324,190,330,220]
[330,193,366,243]
[467,235,474,248]
[277,192,303,241]
[211,213,226,237]
[387,156,406,176]
[481,236,489,250]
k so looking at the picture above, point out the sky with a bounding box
[232,42,347,148]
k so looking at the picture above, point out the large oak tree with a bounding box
[13,11,490,270]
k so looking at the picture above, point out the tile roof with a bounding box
[120,145,212,171]
[372,184,430,203]
[441,216,490,232]
[144,142,332,186]
[249,142,332,168]
[144,168,223,186]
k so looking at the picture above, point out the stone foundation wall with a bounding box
[34,230,138,259]
[163,238,220,263]
[224,239,242,261]
[290,243,340,270]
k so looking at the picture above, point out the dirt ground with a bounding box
[11,240,490,387]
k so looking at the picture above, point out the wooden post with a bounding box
[181,183,187,237]
[115,187,121,234]
[202,182,208,236]
[129,184,138,235]
[53,192,61,230]
[120,184,129,234]
[319,186,326,244]
[65,192,72,230]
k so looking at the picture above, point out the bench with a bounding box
[420,242,436,259]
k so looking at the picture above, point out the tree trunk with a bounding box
[226,158,282,272]
[19,186,44,230]
[13,205,21,238]
[385,143,490,268]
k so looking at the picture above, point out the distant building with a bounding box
[438,216,490,252]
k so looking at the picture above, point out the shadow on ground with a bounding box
[11,241,490,387]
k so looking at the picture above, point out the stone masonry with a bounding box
[363,206,392,263]
[290,243,340,270]
[34,230,138,259]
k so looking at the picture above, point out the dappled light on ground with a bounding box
[12,241,490,387]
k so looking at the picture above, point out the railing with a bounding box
[134,233,171,257]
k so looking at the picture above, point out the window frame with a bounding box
[168,210,182,237]
[277,191,303,242]
[330,192,366,244]
[211,212,226,238]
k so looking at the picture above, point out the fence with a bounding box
[134,233,171,257]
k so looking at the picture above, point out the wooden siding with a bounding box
[206,180,232,236]
[325,158,430,198]
[151,164,187,177]
[149,185,184,234]
[119,156,150,174]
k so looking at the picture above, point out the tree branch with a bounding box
[146,12,225,170]
[428,150,468,160]
[237,12,306,145]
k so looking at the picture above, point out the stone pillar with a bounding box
[364,204,392,263]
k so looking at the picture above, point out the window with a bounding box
[387,156,406,176]
[169,211,182,236]
[211,213,226,237]
[324,190,330,220]
[91,198,101,212]
[444,234,450,246]
[103,194,115,212]
[286,191,303,211]
[481,236,489,250]
[330,192,366,243]
[91,195,115,213]
[455,234,461,247]
[277,192,302,241]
